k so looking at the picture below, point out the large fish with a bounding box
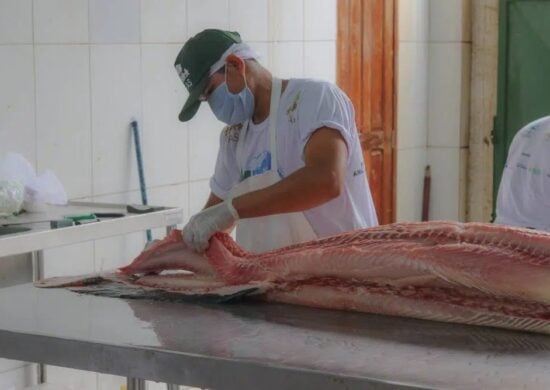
[37,221,550,334]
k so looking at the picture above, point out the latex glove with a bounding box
[182,199,239,252]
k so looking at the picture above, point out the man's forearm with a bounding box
[203,192,223,210]
[232,166,341,219]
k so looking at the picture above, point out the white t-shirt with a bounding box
[495,116,550,232]
[209,78,379,238]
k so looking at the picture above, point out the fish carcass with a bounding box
[37,221,550,334]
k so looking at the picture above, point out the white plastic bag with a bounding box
[0,179,24,216]
[0,152,67,215]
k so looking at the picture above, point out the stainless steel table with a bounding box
[1,283,550,390]
[0,201,183,389]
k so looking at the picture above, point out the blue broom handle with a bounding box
[131,120,152,242]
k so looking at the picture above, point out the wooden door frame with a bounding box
[336,0,398,224]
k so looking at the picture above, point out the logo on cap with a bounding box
[175,64,192,89]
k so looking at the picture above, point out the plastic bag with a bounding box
[0,152,67,215]
[0,179,24,216]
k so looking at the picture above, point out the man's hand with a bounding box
[182,199,239,252]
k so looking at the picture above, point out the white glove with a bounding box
[182,198,239,252]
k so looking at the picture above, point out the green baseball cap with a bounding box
[174,29,242,122]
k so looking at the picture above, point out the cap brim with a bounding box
[178,76,209,122]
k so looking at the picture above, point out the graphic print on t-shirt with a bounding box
[241,151,271,181]
[223,123,243,143]
[286,91,302,123]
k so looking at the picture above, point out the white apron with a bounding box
[229,78,317,252]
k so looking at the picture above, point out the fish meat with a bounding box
[37,221,550,335]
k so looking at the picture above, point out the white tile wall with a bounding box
[89,0,141,43]
[148,183,189,237]
[148,183,189,219]
[45,366,97,390]
[304,41,336,82]
[428,42,471,148]
[35,45,92,199]
[422,0,471,222]
[429,0,471,42]
[0,0,32,44]
[188,105,224,181]
[94,232,144,272]
[304,0,336,41]
[269,0,304,41]
[270,41,304,78]
[187,0,229,37]
[0,45,36,164]
[95,374,203,390]
[95,373,125,390]
[33,0,88,43]
[396,147,427,222]
[43,242,95,278]
[141,44,189,188]
[398,0,429,42]
[0,364,34,389]
[0,360,26,375]
[395,0,429,222]
[93,189,141,205]
[249,41,270,67]
[397,42,428,149]
[141,0,188,43]
[229,0,269,42]
[396,0,470,222]
[427,146,462,220]
[189,180,211,215]
[90,44,142,196]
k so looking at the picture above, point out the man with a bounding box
[495,116,550,232]
[175,29,378,253]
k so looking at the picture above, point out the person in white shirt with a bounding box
[174,29,378,253]
[495,116,550,232]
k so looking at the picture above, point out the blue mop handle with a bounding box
[131,120,152,242]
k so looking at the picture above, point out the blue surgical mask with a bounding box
[207,80,255,125]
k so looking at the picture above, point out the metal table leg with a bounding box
[127,377,147,390]
[32,250,46,384]
[165,229,180,390]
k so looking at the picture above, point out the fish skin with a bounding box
[34,272,122,288]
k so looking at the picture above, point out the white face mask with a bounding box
[207,70,255,125]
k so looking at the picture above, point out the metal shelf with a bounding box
[0,201,183,258]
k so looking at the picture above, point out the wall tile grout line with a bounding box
[32,0,38,172]
[0,38,344,46]
[88,0,94,199]
[185,0,191,220]
[302,0,306,78]
[87,2,99,371]
[138,0,145,203]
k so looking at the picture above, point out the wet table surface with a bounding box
[1,283,550,389]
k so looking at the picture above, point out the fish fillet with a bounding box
[205,221,550,304]
[37,221,550,335]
